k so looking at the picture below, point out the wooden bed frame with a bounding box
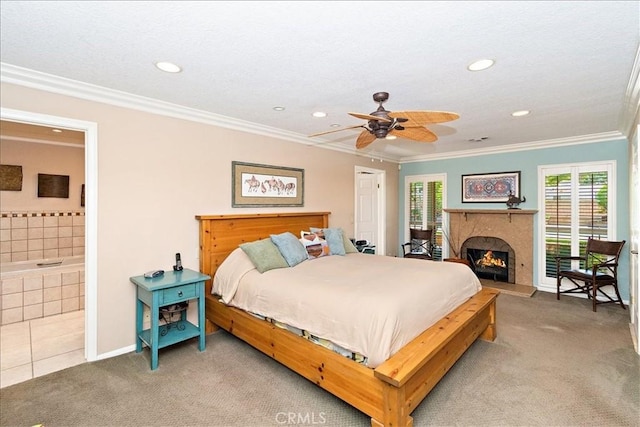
[197,212,499,427]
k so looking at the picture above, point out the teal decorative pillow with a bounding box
[322,227,346,256]
[270,232,308,267]
[239,239,288,273]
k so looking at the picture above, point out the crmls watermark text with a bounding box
[275,412,327,425]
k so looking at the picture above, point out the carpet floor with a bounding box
[1,291,638,426]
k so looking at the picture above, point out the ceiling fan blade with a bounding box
[308,124,364,137]
[348,112,392,123]
[356,130,376,149]
[390,126,438,142]
[388,110,459,126]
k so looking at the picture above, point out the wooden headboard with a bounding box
[195,212,330,295]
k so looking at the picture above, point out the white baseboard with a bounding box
[535,283,629,305]
[93,344,136,361]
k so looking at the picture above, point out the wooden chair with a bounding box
[402,228,433,260]
[555,238,626,312]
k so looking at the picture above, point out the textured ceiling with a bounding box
[1,1,638,162]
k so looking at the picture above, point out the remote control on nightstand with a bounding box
[144,270,164,278]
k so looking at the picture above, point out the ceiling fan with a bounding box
[309,92,459,149]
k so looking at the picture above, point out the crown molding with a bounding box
[399,131,627,163]
[620,43,640,139]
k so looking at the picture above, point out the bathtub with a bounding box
[1,255,85,276]
[0,255,85,324]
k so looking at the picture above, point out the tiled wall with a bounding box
[0,212,85,264]
[1,267,85,325]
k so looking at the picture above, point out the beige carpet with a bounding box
[1,291,638,426]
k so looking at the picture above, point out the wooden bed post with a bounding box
[480,296,497,341]
[375,384,413,427]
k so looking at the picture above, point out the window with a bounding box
[539,161,616,285]
[406,174,446,260]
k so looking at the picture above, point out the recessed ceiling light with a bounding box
[273,106,285,111]
[155,61,182,73]
[330,123,341,128]
[512,110,530,117]
[467,59,495,71]
[51,129,63,133]
[312,111,327,118]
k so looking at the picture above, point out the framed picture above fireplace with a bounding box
[462,171,521,203]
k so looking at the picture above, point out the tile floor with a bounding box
[0,310,85,388]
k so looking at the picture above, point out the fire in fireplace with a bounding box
[467,248,509,282]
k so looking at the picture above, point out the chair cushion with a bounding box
[559,269,614,281]
[404,253,432,260]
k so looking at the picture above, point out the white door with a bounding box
[355,167,385,254]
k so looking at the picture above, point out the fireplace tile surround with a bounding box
[444,209,537,296]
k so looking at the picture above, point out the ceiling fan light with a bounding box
[385,135,397,140]
[467,59,495,71]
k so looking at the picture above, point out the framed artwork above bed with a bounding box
[232,161,304,207]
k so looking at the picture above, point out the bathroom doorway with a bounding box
[0,108,98,387]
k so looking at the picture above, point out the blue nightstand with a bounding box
[130,268,210,370]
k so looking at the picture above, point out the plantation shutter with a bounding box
[543,165,610,279]
[544,173,572,277]
[409,181,424,229]
[425,181,437,230]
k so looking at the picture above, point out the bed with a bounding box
[197,212,499,427]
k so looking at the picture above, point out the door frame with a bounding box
[1,107,98,361]
[354,166,386,256]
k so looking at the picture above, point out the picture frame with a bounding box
[461,171,521,203]
[37,173,70,198]
[232,161,304,207]
[0,164,23,191]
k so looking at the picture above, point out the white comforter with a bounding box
[213,249,482,368]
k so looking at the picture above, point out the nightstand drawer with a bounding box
[160,283,196,304]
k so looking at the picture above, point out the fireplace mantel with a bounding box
[444,208,537,214]
[444,208,538,296]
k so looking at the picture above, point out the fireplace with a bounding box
[467,248,509,282]
[461,236,516,284]
[444,208,537,296]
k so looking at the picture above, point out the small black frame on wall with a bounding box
[38,173,70,198]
